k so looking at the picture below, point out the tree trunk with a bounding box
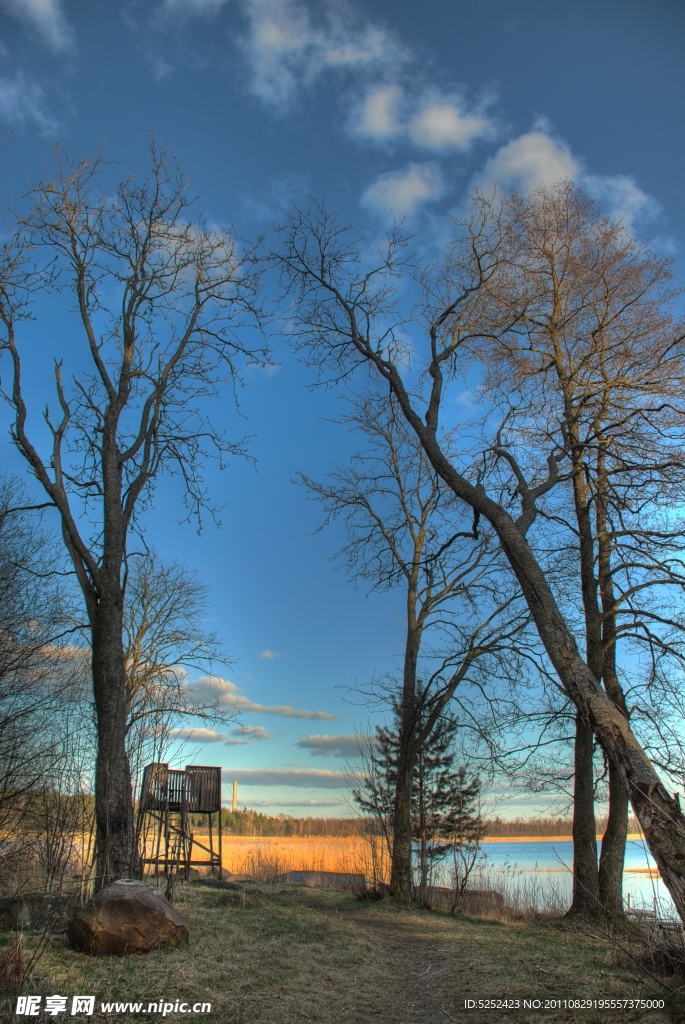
[596,459,629,920]
[390,596,421,902]
[91,594,139,888]
[390,746,414,901]
[569,714,600,916]
[565,414,603,918]
[599,762,629,919]
[417,754,428,906]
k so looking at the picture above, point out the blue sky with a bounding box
[1,0,683,817]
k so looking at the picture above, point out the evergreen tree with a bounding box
[354,709,484,903]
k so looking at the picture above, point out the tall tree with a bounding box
[478,185,685,917]
[274,192,685,922]
[303,397,531,901]
[0,144,265,885]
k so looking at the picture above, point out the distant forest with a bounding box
[192,810,643,838]
[484,816,642,837]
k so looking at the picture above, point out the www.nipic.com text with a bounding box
[15,995,212,1016]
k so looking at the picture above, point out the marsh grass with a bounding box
[190,835,390,884]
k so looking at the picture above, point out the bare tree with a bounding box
[274,192,685,922]
[121,548,232,789]
[0,475,81,874]
[302,396,534,900]
[1,143,265,885]
[28,701,95,894]
[475,184,685,918]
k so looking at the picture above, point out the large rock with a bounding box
[68,880,189,956]
[0,892,78,934]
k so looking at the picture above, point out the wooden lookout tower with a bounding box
[137,764,223,880]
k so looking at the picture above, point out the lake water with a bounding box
[440,837,673,915]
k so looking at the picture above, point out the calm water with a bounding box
[440,838,671,914]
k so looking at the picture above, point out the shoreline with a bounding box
[191,833,646,843]
[482,834,644,843]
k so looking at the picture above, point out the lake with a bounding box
[459,836,671,915]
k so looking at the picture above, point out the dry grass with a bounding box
[197,835,387,876]
[0,882,672,1024]
[190,835,390,884]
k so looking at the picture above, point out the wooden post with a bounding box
[218,804,223,879]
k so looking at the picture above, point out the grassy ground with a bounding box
[0,881,674,1024]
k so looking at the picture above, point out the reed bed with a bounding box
[459,862,569,921]
[188,834,390,885]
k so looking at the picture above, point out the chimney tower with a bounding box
[232,778,238,813]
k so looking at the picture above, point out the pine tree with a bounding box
[354,710,484,904]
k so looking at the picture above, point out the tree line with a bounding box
[2,142,685,921]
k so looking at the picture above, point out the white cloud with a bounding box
[472,129,660,235]
[260,648,279,659]
[409,100,490,151]
[236,0,407,109]
[171,727,228,743]
[582,173,661,234]
[0,0,73,51]
[226,724,273,745]
[0,73,55,131]
[354,84,401,139]
[222,767,355,788]
[362,161,444,220]
[190,675,336,720]
[296,734,360,758]
[475,131,579,196]
[352,85,494,152]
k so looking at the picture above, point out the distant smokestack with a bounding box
[232,778,238,813]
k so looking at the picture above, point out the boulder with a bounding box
[68,880,189,956]
[0,892,78,934]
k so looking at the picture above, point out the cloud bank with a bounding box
[296,734,360,758]
[171,727,228,743]
[191,676,336,720]
[226,725,273,745]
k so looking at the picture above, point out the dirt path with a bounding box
[358,919,456,1024]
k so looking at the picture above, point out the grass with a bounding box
[189,836,389,884]
[0,881,673,1023]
